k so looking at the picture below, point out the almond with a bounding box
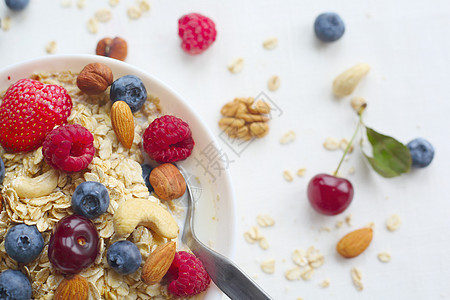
[141,241,177,285]
[336,227,373,258]
[111,101,134,149]
[54,275,89,300]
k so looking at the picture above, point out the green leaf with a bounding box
[362,127,412,178]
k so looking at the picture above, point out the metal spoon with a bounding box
[178,166,273,300]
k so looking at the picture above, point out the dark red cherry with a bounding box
[307,173,354,215]
[48,215,99,274]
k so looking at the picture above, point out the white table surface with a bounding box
[1,0,450,299]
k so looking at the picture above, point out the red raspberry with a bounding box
[42,124,95,173]
[178,13,217,55]
[167,251,211,297]
[0,78,72,153]
[143,115,194,163]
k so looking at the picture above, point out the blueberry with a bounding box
[5,0,30,11]
[314,12,345,42]
[141,164,154,192]
[107,240,142,275]
[72,181,110,219]
[0,270,32,300]
[0,157,5,185]
[407,138,435,168]
[5,224,44,264]
[110,75,147,113]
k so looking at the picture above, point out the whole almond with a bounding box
[54,275,89,300]
[150,163,186,201]
[76,62,113,95]
[142,241,177,285]
[337,227,373,258]
[111,101,134,149]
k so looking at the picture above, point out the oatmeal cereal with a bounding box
[280,130,296,144]
[127,6,142,19]
[345,214,353,226]
[386,214,401,231]
[95,8,113,23]
[45,41,57,54]
[77,0,86,9]
[283,170,293,182]
[0,71,184,299]
[296,168,307,177]
[109,0,120,6]
[323,137,340,150]
[138,0,151,12]
[267,75,280,91]
[256,214,275,227]
[60,0,72,8]
[320,278,330,288]
[263,37,278,50]
[227,57,245,73]
[260,259,275,274]
[259,237,270,250]
[351,267,364,291]
[87,18,99,34]
[377,252,391,263]
[1,17,11,31]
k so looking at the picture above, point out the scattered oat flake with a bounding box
[243,226,261,244]
[386,214,401,231]
[323,137,340,150]
[301,265,314,280]
[292,249,308,267]
[2,17,11,31]
[138,0,151,12]
[320,226,332,232]
[283,170,293,182]
[336,220,344,228]
[320,279,330,288]
[306,246,324,269]
[61,0,72,7]
[339,138,354,153]
[95,8,112,23]
[77,0,86,8]
[377,252,391,263]
[263,37,278,50]
[351,97,367,113]
[280,130,296,145]
[260,259,275,274]
[285,267,302,281]
[109,0,120,6]
[127,6,142,19]
[45,41,57,54]
[351,268,364,291]
[87,18,99,34]
[296,168,307,177]
[228,58,245,73]
[259,237,269,250]
[345,214,353,226]
[367,221,375,229]
[256,214,275,227]
[268,75,280,91]
[348,167,356,175]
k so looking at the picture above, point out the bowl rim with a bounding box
[0,53,237,296]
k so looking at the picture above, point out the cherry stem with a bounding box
[333,108,365,176]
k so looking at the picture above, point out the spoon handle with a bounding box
[187,237,273,300]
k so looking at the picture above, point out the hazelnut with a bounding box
[96,37,128,61]
[150,163,186,201]
[76,62,113,95]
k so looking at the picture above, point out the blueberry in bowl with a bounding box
[110,75,147,113]
[141,164,154,192]
[5,224,44,264]
[0,156,5,185]
[407,138,435,168]
[107,240,142,275]
[314,12,345,42]
[0,269,32,300]
[72,181,110,219]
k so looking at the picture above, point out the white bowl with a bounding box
[0,54,236,300]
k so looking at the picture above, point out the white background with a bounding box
[1,0,450,299]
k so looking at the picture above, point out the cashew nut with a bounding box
[332,63,371,98]
[12,169,59,199]
[113,198,179,239]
